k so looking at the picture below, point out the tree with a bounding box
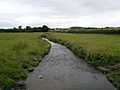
[18,26,22,30]
[13,27,18,32]
[13,27,18,30]
[26,26,32,31]
[42,25,49,32]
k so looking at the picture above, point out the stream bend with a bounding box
[26,39,116,90]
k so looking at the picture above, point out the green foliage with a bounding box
[12,41,28,51]
[0,33,50,90]
[107,72,120,89]
[42,25,49,32]
[0,76,15,89]
[18,26,22,30]
[0,25,50,32]
[26,26,32,30]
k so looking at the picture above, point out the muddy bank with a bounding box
[26,40,116,90]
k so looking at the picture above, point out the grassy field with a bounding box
[0,33,50,90]
[46,33,120,89]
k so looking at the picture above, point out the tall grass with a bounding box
[0,33,50,90]
[46,33,120,89]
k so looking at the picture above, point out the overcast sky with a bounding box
[0,0,120,28]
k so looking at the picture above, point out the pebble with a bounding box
[39,75,43,79]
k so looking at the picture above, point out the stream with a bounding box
[26,39,116,90]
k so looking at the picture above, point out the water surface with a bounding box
[26,40,116,90]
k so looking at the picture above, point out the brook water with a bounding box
[26,40,116,90]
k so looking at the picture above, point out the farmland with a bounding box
[0,33,50,89]
[46,33,120,89]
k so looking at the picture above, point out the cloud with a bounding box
[0,0,120,28]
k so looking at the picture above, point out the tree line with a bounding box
[54,27,120,34]
[0,25,50,32]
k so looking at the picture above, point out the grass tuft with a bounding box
[0,33,50,90]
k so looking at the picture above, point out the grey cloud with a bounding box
[0,0,120,28]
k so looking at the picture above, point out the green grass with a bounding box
[0,33,50,90]
[46,33,120,89]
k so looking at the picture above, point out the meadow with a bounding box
[46,33,120,89]
[0,33,50,89]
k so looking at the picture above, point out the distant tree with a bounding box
[18,26,22,30]
[13,27,18,30]
[26,26,32,31]
[0,25,50,32]
[42,25,49,32]
[0,29,4,32]
[38,27,42,31]
[12,27,18,32]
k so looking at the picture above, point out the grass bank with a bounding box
[0,33,50,90]
[46,33,120,89]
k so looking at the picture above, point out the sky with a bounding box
[0,0,120,28]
